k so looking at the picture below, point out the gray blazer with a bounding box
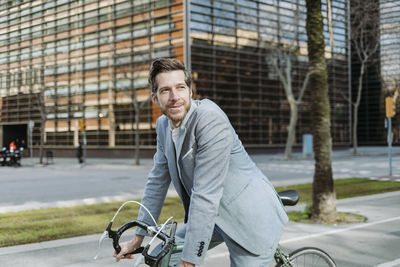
[137,99,288,265]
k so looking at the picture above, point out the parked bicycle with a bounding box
[97,190,336,267]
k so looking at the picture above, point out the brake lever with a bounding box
[106,220,147,255]
[103,219,177,266]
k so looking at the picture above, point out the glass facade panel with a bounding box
[379,0,400,144]
[0,0,184,151]
[191,0,351,146]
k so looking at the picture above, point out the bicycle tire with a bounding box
[276,247,336,267]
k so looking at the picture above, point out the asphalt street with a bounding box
[1,146,399,213]
[0,146,399,266]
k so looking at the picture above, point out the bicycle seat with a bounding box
[278,190,299,206]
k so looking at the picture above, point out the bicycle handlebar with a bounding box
[106,220,176,266]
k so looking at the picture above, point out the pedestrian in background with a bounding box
[77,143,83,164]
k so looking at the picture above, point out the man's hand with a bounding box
[113,235,144,262]
[180,260,195,267]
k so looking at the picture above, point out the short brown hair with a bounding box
[148,58,191,93]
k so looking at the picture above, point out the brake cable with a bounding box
[94,200,157,260]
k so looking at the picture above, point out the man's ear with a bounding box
[151,92,158,104]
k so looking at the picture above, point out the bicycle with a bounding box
[97,190,336,267]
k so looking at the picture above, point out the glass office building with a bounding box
[379,0,400,144]
[0,0,351,156]
[352,0,400,145]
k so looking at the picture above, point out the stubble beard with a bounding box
[161,100,191,127]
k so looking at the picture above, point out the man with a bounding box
[114,58,288,266]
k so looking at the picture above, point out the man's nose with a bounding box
[169,89,179,101]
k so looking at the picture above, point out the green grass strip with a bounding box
[0,178,399,247]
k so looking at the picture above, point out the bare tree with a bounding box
[349,0,380,155]
[34,67,47,165]
[261,5,315,158]
[112,5,153,165]
[267,50,314,158]
[118,69,151,165]
[306,0,337,223]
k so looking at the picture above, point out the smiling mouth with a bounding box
[168,104,183,109]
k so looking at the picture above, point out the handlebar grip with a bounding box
[108,220,176,265]
[108,220,149,255]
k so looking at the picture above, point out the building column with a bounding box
[74,120,79,147]
[108,89,115,147]
[184,0,191,71]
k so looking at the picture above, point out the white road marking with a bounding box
[280,216,400,244]
[376,258,400,267]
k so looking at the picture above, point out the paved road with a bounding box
[1,147,399,213]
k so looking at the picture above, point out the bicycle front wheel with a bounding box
[286,247,336,267]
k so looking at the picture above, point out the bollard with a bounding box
[302,134,313,157]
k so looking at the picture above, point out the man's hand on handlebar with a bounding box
[180,260,195,267]
[113,235,144,262]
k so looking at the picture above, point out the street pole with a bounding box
[28,120,34,165]
[385,90,397,177]
[386,117,392,176]
[83,129,87,164]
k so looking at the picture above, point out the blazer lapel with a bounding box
[175,100,197,162]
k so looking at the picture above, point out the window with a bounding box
[116,26,131,41]
[57,18,69,32]
[85,60,98,70]
[57,65,69,74]
[45,42,56,55]
[133,22,149,38]
[84,10,98,26]
[21,48,30,60]
[153,17,170,34]
[116,1,131,18]
[84,83,98,92]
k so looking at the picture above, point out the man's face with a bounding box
[152,70,192,128]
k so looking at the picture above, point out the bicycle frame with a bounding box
[274,246,292,267]
[157,242,184,267]
[158,243,292,267]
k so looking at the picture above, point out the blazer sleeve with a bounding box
[136,119,171,236]
[181,106,234,265]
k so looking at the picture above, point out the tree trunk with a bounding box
[135,110,140,165]
[306,0,337,223]
[39,120,45,164]
[284,100,298,159]
[352,104,359,155]
[353,61,365,155]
